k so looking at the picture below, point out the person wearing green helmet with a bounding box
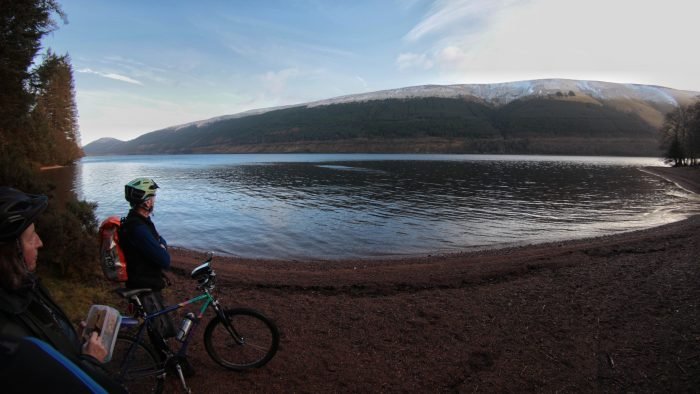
[118,178,194,376]
[120,177,170,292]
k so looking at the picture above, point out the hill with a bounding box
[84,79,700,156]
[81,137,126,155]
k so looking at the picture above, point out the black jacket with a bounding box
[119,210,171,290]
[0,280,125,393]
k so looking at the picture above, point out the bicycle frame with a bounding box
[122,290,215,359]
[116,288,227,390]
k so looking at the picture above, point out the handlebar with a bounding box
[190,252,216,289]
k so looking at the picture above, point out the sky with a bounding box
[42,0,700,145]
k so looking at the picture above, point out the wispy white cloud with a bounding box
[396,0,426,12]
[396,52,434,70]
[219,14,308,38]
[77,68,143,85]
[93,53,213,88]
[222,33,356,67]
[397,0,522,73]
[208,14,356,65]
[101,56,170,79]
[253,67,365,106]
[102,56,151,69]
[404,0,516,42]
[226,41,256,58]
[296,42,356,58]
[260,68,301,97]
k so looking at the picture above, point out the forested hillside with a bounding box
[85,95,663,156]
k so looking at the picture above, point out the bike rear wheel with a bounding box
[108,334,164,394]
[204,308,279,371]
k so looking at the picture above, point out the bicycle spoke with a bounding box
[204,308,279,371]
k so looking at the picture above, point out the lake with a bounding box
[72,154,698,260]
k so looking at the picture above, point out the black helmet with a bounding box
[0,187,48,242]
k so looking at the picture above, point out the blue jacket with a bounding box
[120,210,170,290]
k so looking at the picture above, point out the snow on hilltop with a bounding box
[306,79,698,108]
[167,79,699,131]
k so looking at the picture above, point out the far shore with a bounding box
[156,165,700,392]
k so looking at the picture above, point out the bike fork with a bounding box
[214,306,245,345]
[174,364,191,394]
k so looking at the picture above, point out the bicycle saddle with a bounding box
[115,288,152,299]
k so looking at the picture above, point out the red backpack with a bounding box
[98,216,128,282]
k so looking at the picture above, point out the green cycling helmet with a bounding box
[124,178,159,205]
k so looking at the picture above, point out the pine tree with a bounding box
[31,50,83,165]
[0,0,65,183]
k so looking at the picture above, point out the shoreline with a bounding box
[159,166,700,392]
[640,165,700,195]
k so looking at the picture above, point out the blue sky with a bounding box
[42,0,700,145]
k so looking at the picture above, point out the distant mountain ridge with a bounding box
[84,79,700,156]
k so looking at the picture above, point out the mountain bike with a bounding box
[107,253,280,393]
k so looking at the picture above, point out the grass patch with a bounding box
[41,273,123,324]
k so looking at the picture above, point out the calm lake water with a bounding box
[72,154,698,260]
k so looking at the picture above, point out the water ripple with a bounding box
[74,154,697,260]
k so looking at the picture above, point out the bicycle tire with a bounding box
[204,308,280,371]
[107,334,164,394]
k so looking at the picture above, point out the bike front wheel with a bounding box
[107,334,164,394]
[204,308,280,371]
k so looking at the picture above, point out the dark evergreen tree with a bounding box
[0,0,65,184]
[31,50,83,165]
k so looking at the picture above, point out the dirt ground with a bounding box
[152,166,699,393]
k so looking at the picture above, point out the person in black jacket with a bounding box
[118,178,195,376]
[0,187,125,393]
[120,178,171,293]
